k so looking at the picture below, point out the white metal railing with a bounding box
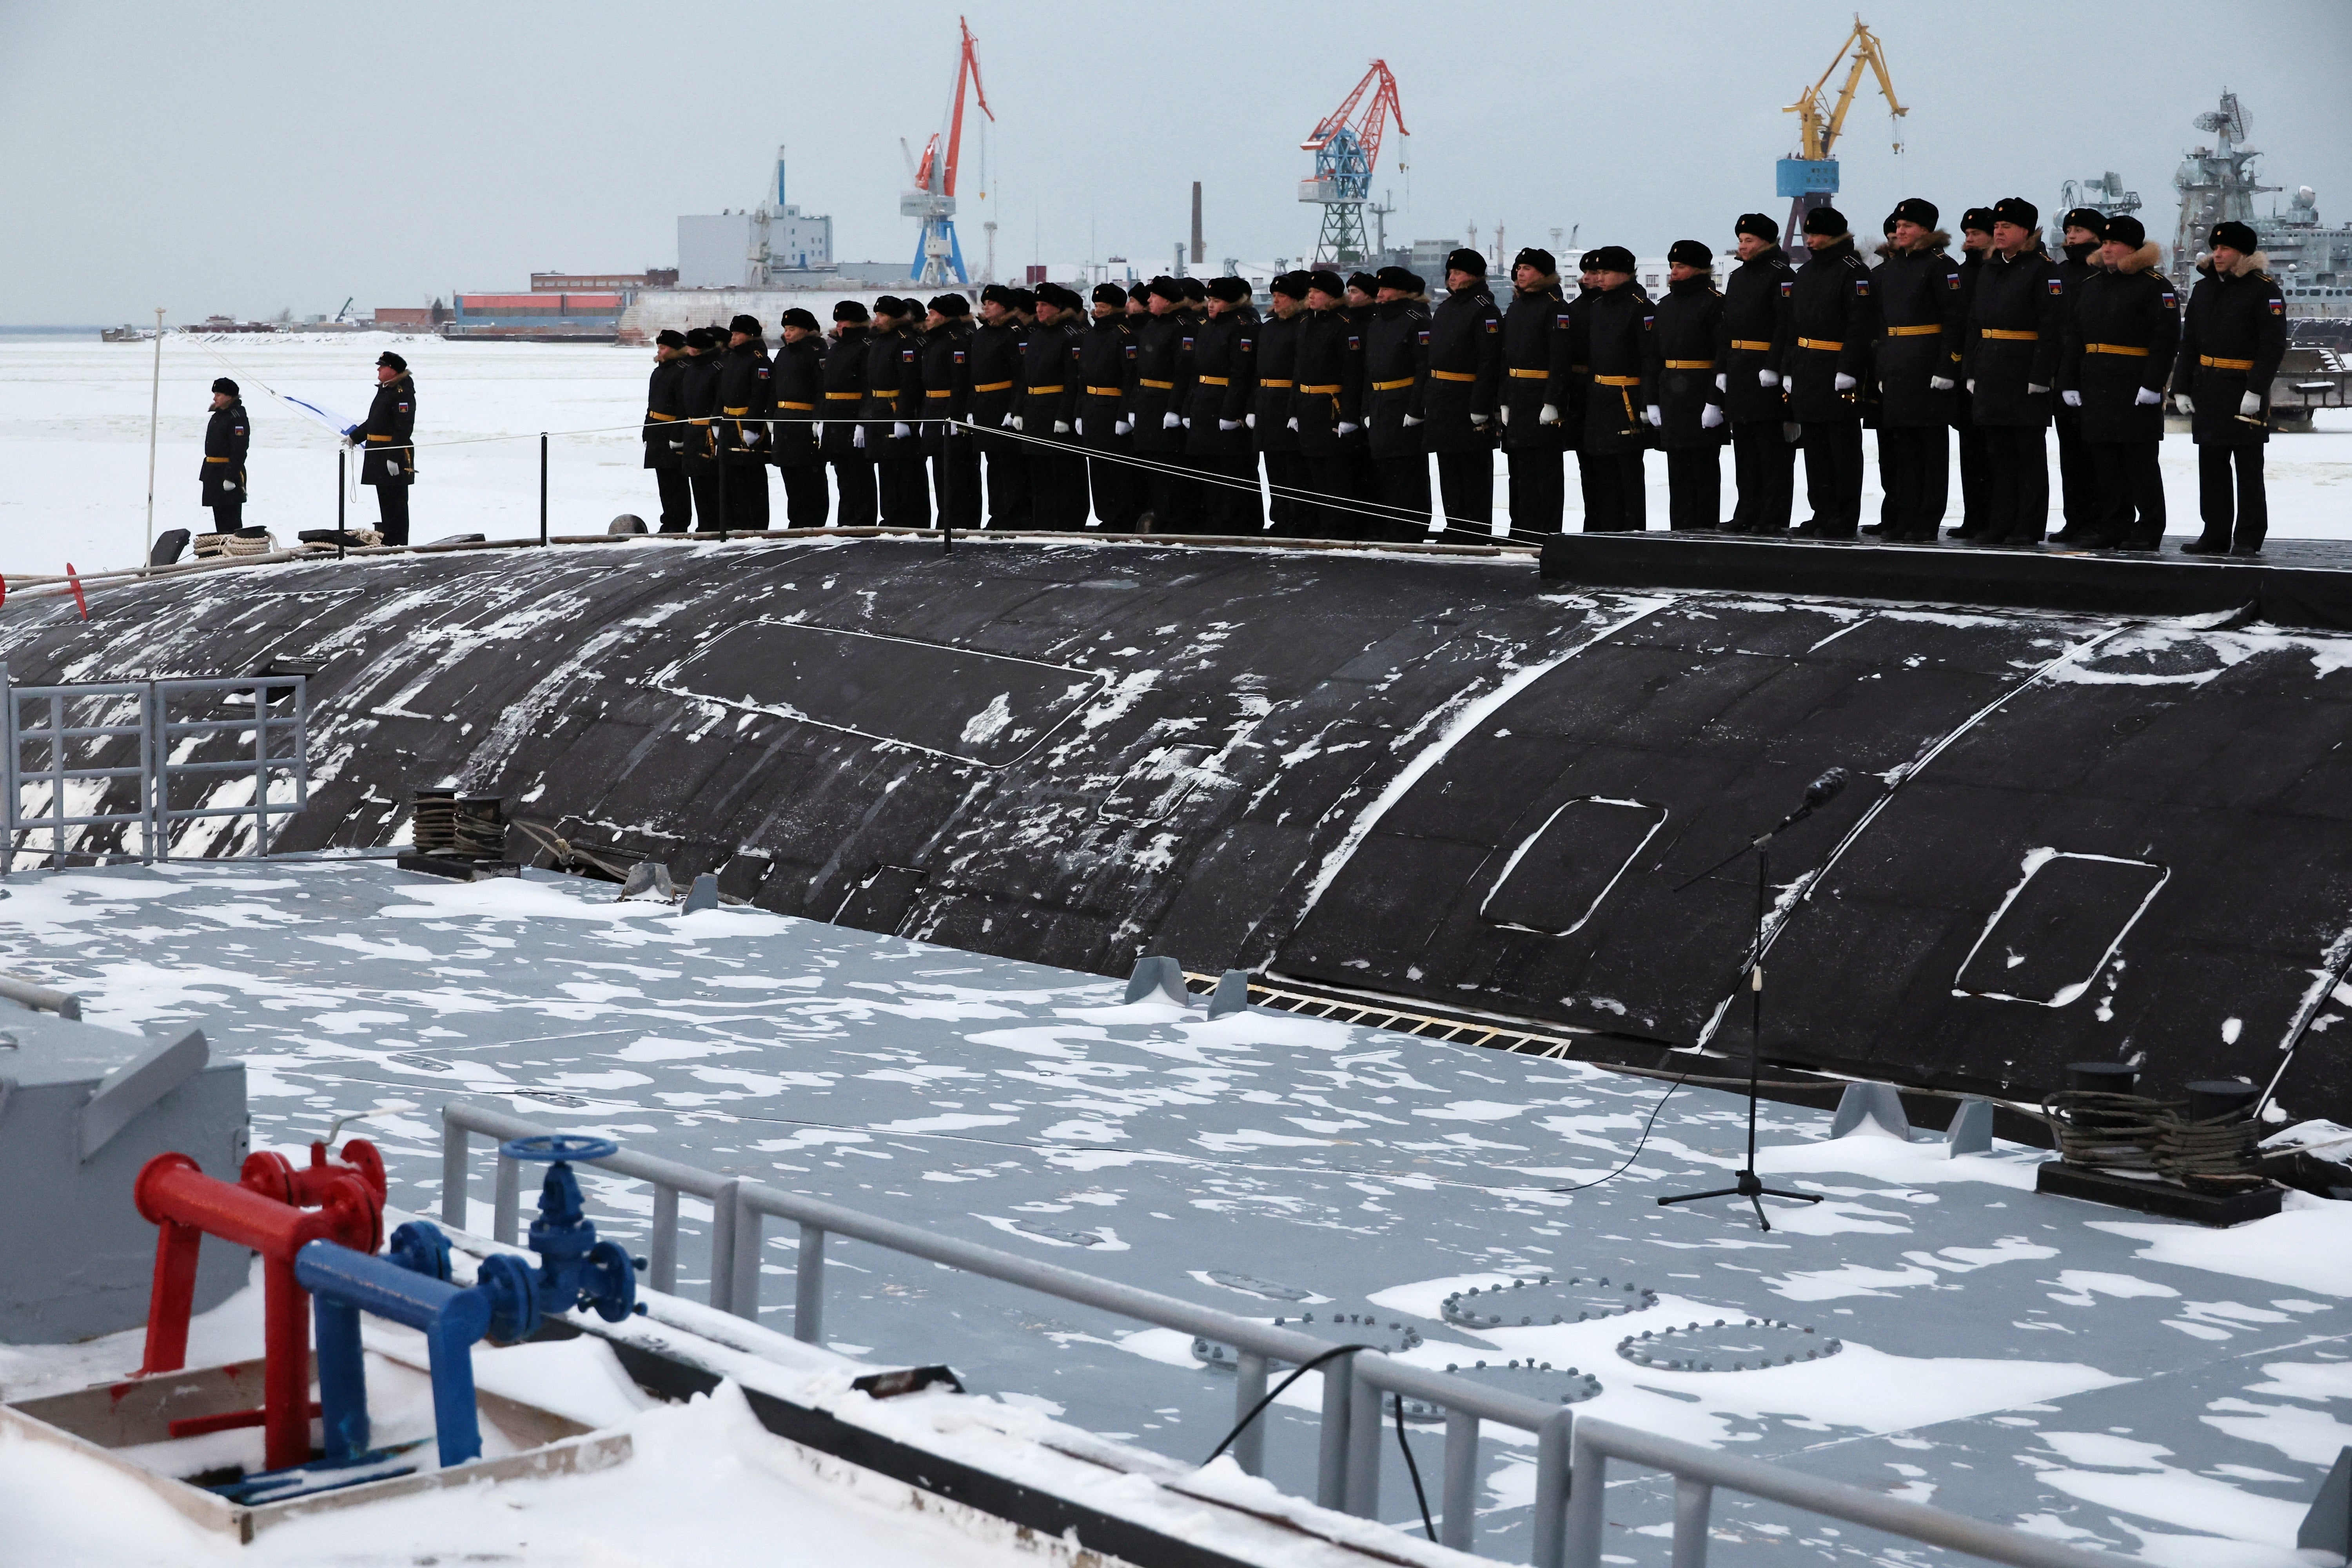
[442,1102,2121,1567]
[0,666,306,871]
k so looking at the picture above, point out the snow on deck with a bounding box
[1,859,2348,1565]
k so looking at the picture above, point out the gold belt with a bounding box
[780,401,815,410]
[1299,383,1341,394]
[1664,359,1711,369]
[971,380,1013,392]
[1371,377,1414,391]
[1429,370,1475,382]
[1258,378,1294,388]
[1886,324,1942,338]
[2086,344,2151,357]
[825,391,861,401]
[2201,354,2254,370]
[1084,385,1122,396]
[204,456,230,463]
[646,411,679,421]
[1138,378,1175,390]
[1981,328,2039,341]
[365,434,394,442]
[1028,384,1065,394]
[1197,375,1230,386]
[866,389,900,398]
[722,406,751,415]
[925,389,953,397]
[1730,339,1772,351]
[1506,367,1548,379]
[1796,337,1843,351]
[1592,375,1640,387]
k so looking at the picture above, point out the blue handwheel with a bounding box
[499,1134,619,1163]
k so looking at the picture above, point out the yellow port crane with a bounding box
[1777,16,1907,240]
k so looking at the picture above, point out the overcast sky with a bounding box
[4,0,2347,323]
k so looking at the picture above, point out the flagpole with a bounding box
[143,306,164,567]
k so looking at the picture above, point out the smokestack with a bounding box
[1191,182,1204,265]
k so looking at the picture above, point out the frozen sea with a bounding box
[2,330,2347,579]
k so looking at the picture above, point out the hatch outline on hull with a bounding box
[1953,848,2171,1007]
[652,619,1115,768]
[1478,795,1669,938]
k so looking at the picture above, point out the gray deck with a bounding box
[4,859,2341,1566]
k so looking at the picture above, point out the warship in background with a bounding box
[2171,89,2352,332]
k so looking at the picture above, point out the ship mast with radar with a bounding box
[2172,89,2276,279]
[901,16,993,286]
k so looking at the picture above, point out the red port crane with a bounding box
[904,16,995,285]
[1299,62,1408,263]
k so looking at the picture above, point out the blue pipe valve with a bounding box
[500,1133,639,1336]
[290,1136,643,1475]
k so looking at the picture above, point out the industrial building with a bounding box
[677,151,837,289]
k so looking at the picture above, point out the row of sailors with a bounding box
[641,199,2287,555]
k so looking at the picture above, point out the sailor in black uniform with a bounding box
[820,302,875,528]
[1780,207,1877,539]
[347,351,417,546]
[1719,215,1794,534]
[1423,248,1501,537]
[2172,220,2288,555]
[1965,196,2065,547]
[1647,241,1726,531]
[2058,214,2178,551]
[201,377,250,535]
[771,309,828,529]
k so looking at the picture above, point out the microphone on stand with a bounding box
[1802,768,1849,810]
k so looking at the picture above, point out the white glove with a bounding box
[1000,413,1016,428]
[1114,418,1131,435]
[1219,419,1242,431]
[1539,403,1561,425]
[1644,405,1663,427]
[1245,413,1256,429]
[853,425,866,449]
[1967,379,1977,394]
[1162,412,1181,430]
[1700,405,1725,430]
[1337,421,1359,436]
[2027,383,2050,395]
[1758,369,1780,388]
[1074,417,1084,436]
[2134,387,2163,407]
[744,425,764,446]
[1053,420,1072,435]
[1182,416,1192,427]
[2059,389,2081,407]
[1713,373,1727,392]
[891,421,911,438]
[1834,373,1857,392]
[1286,417,1298,431]
[1469,412,1489,428]
[1499,405,1512,426]
[2241,392,2263,417]
[1401,414,1423,427]
[1782,422,1800,442]
[2174,394,2194,414]
[1929,376,1955,391]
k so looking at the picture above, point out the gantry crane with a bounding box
[901,16,993,286]
[1778,17,1907,242]
[1299,62,1408,265]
